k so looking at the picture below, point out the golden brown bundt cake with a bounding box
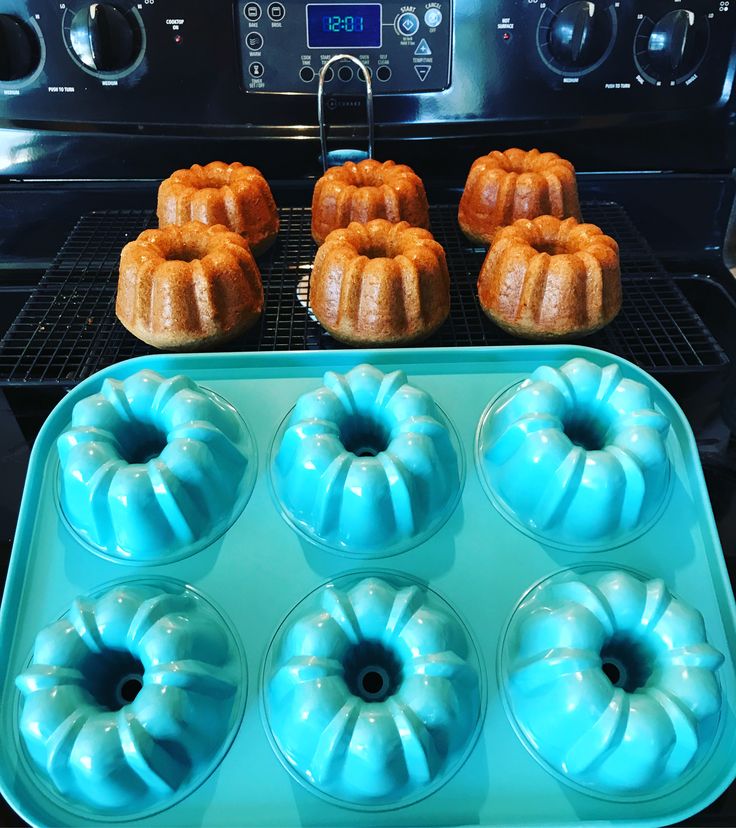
[157,161,279,255]
[477,215,621,340]
[116,221,264,350]
[311,159,430,245]
[459,148,581,246]
[310,219,450,346]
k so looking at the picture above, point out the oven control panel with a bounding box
[0,0,734,133]
[235,1,452,93]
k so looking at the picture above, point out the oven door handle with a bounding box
[318,54,374,173]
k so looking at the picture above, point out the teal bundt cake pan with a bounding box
[502,568,724,797]
[272,364,462,555]
[0,346,734,826]
[57,369,255,563]
[265,575,483,806]
[15,580,245,816]
[478,357,671,548]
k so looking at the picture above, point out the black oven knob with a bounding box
[69,3,141,73]
[646,10,707,81]
[0,14,41,81]
[548,2,612,68]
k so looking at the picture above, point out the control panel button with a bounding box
[0,15,41,81]
[375,64,392,82]
[358,66,372,82]
[321,65,334,82]
[267,3,285,22]
[249,60,264,77]
[415,38,431,56]
[395,12,420,37]
[338,65,353,81]
[246,31,264,50]
[299,65,315,82]
[244,3,262,22]
[424,8,443,28]
[415,64,431,81]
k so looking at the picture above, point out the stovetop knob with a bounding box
[0,14,41,81]
[548,2,613,68]
[69,3,141,73]
[647,10,706,80]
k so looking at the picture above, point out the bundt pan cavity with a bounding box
[57,369,255,563]
[265,575,483,807]
[15,580,245,817]
[502,568,724,797]
[478,357,671,548]
[271,364,462,556]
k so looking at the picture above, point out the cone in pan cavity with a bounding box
[265,575,482,806]
[502,568,724,796]
[57,369,254,562]
[16,581,244,815]
[479,357,671,548]
[272,364,462,555]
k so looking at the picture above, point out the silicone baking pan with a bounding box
[0,345,734,827]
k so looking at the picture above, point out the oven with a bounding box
[1,0,736,824]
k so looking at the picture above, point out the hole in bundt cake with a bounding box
[535,242,570,256]
[120,426,168,464]
[350,236,395,260]
[193,166,232,189]
[343,641,402,702]
[349,165,383,188]
[563,415,608,452]
[364,240,392,259]
[600,635,654,693]
[167,240,211,263]
[341,415,390,458]
[504,152,548,174]
[82,652,146,711]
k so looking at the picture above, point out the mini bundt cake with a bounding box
[310,219,450,346]
[266,576,481,805]
[116,221,264,350]
[503,568,724,795]
[477,215,621,340]
[459,148,582,246]
[157,161,279,255]
[311,159,429,245]
[16,582,244,814]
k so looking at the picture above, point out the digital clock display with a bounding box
[306,4,382,48]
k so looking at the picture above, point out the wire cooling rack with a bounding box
[0,202,727,385]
